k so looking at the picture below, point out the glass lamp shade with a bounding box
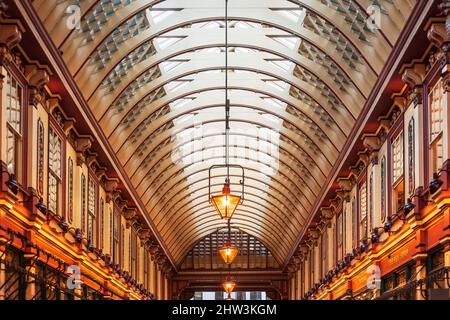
[223,278,236,294]
[218,241,239,265]
[211,182,241,219]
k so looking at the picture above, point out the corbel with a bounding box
[329,195,342,211]
[427,23,449,51]
[308,228,321,241]
[336,189,350,202]
[95,166,107,181]
[24,64,49,89]
[104,178,119,203]
[138,228,152,246]
[320,207,334,227]
[337,177,352,192]
[122,207,137,228]
[75,136,93,166]
[63,119,76,136]
[86,152,98,168]
[0,23,22,49]
[116,196,127,211]
[402,64,426,106]
[299,244,310,255]
[362,134,380,153]
[402,64,426,89]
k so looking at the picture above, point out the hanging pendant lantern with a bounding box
[211,179,241,220]
[223,277,236,294]
[218,238,239,264]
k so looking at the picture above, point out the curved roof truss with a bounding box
[33,0,416,265]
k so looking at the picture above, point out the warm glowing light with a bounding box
[211,181,241,219]
[223,277,236,294]
[218,240,239,264]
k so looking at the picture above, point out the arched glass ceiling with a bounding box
[33,0,416,265]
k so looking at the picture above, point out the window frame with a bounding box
[87,175,98,245]
[4,69,24,180]
[47,125,64,215]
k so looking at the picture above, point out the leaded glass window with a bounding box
[68,158,74,222]
[48,128,62,214]
[392,132,404,183]
[429,79,445,175]
[337,211,344,261]
[369,172,374,232]
[131,231,137,278]
[113,209,120,264]
[37,120,45,195]
[352,196,357,247]
[87,177,96,244]
[5,71,22,176]
[100,198,104,250]
[381,156,386,221]
[392,132,405,214]
[359,181,367,241]
[408,119,415,195]
[321,232,327,277]
[121,225,125,267]
[81,173,86,232]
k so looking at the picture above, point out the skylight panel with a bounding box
[154,36,184,50]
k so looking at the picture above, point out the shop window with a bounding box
[392,132,405,214]
[48,128,62,214]
[381,264,414,300]
[359,181,367,241]
[87,177,97,245]
[429,79,445,176]
[35,263,71,300]
[407,119,415,195]
[427,248,445,290]
[5,71,23,178]
[3,246,26,300]
[68,157,74,223]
